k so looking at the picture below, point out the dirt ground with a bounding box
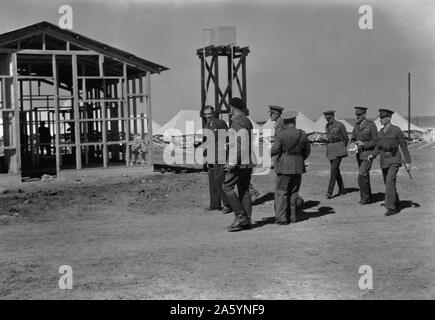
[0,144,434,299]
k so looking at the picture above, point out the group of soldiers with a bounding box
[202,97,411,231]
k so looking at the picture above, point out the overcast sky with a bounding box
[1,0,434,123]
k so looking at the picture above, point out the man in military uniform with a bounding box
[223,97,254,231]
[324,110,349,198]
[351,106,378,205]
[368,109,411,216]
[268,105,284,167]
[203,105,230,212]
[268,105,285,137]
[243,107,261,204]
[271,111,311,224]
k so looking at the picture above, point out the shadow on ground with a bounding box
[252,192,274,205]
[251,200,335,229]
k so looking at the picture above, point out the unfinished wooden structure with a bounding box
[196,45,249,117]
[0,22,168,178]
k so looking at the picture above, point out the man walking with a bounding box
[223,97,254,231]
[368,109,411,216]
[351,106,378,205]
[271,111,310,224]
[203,105,230,212]
[323,110,349,198]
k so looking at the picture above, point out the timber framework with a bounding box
[0,21,168,179]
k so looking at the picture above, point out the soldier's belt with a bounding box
[381,146,398,153]
[327,139,343,144]
[361,146,375,151]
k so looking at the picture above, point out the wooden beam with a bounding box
[102,78,108,168]
[123,63,130,166]
[200,55,205,111]
[145,72,153,165]
[132,78,138,135]
[71,54,82,170]
[99,55,104,77]
[242,52,247,104]
[16,49,99,55]
[42,33,46,50]
[12,53,21,174]
[28,64,36,168]
[82,63,89,166]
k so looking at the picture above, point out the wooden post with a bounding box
[200,54,206,121]
[132,77,138,135]
[11,53,21,174]
[214,51,219,112]
[52,54,61,173]
[242,52,247,106]
[82,64,89,166]
[408,72,411,140]
[28,64,36,168]
[145,72,153,165]
[72,54,82,170]
[123,63,130,166]
[99,55,108,168]
[102,80,108,168]
[139,77,145,139]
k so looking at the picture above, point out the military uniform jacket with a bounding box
[271,127,310,174]
[372,124,411,168]
[351,118,378,160]
[325,119,349,159]
[203,118,228,164]
[274,117,284,136]
[228,113,254,168]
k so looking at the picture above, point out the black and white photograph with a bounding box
[0,0,434,302]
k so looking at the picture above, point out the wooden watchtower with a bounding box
[196,29,249,119]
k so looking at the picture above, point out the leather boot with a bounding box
[384,208,396,216]
[290,205,297,223]
[227,214,250,231]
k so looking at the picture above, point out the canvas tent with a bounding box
[374,112,425,133]
[136,117,161,134]
[156,110,203,137]
[313,117,354,133]
[247,116,261,130]
[261,112,315,136]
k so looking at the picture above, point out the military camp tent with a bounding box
[261,112,315,137]
[156,110,203,137]
[374,112,425,133]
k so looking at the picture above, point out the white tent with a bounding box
[374,112,425,133]
[144,118,161,134]
[261,112,315,136]
[130,117,161,134]
[247,116,261,130]
[313,117,354,133]
[156,110,203,136]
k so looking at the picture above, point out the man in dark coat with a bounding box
[223,97,254,231]
[351,106,378,205]
[324,110,349,198]
[271,111,311,224]
[203,105,230,211]
[368,108,411,216]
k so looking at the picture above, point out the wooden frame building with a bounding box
[0,22,168,178]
